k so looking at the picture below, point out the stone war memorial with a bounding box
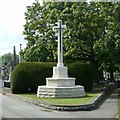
[37,20,85,98]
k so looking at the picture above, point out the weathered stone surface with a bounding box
[53,66,68,78]
[37,85,85,98]
[46,77,75,87]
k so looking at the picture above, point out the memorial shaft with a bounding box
[58,20,63,66]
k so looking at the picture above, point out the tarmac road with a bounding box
[0,79,118,118]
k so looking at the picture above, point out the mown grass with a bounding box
[19,93,100,105]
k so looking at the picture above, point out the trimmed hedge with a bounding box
[11,62,96,94]
[11,62,55,94]
[67,63,96,92]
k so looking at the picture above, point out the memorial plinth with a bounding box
[37,65,85,98]
[37,20,85,98]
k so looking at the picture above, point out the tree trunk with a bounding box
[92,60,99,84]
[110,70,114,81]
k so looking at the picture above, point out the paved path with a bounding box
[0,79,118,118]
[1,91,118,118]
[0,79,4,88]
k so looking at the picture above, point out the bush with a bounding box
[67,63,96,92]
[11,62,55,94]
[11,62,96,93]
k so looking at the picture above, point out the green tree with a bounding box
[0,53,12,66]
[94,2,120,80]
[0,53,19,68]
[23,1,119,80]
[23,2,104,64]
[47,2,107,64]
[23,0,57,62]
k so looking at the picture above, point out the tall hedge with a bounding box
[11,62,55,93]
[11,62,96,94]
[67,63,96,92]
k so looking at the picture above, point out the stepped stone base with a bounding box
[46,77,75,87]
[37,85,85,98]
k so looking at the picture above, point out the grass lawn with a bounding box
[19,93,100,105]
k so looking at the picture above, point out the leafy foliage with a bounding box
[0,53,12,66]
[23,1,57,62]
[23,1,120,79]
[94,3,120,71]
[0,53,19,67]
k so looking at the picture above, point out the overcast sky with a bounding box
[0,0,42,56]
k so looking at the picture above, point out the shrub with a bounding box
[11,62,55,94]
[67,63,96,92]
[11,62,96,93]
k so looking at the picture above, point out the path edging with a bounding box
[3,83,116,111]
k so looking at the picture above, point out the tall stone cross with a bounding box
[53,20,66,67]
